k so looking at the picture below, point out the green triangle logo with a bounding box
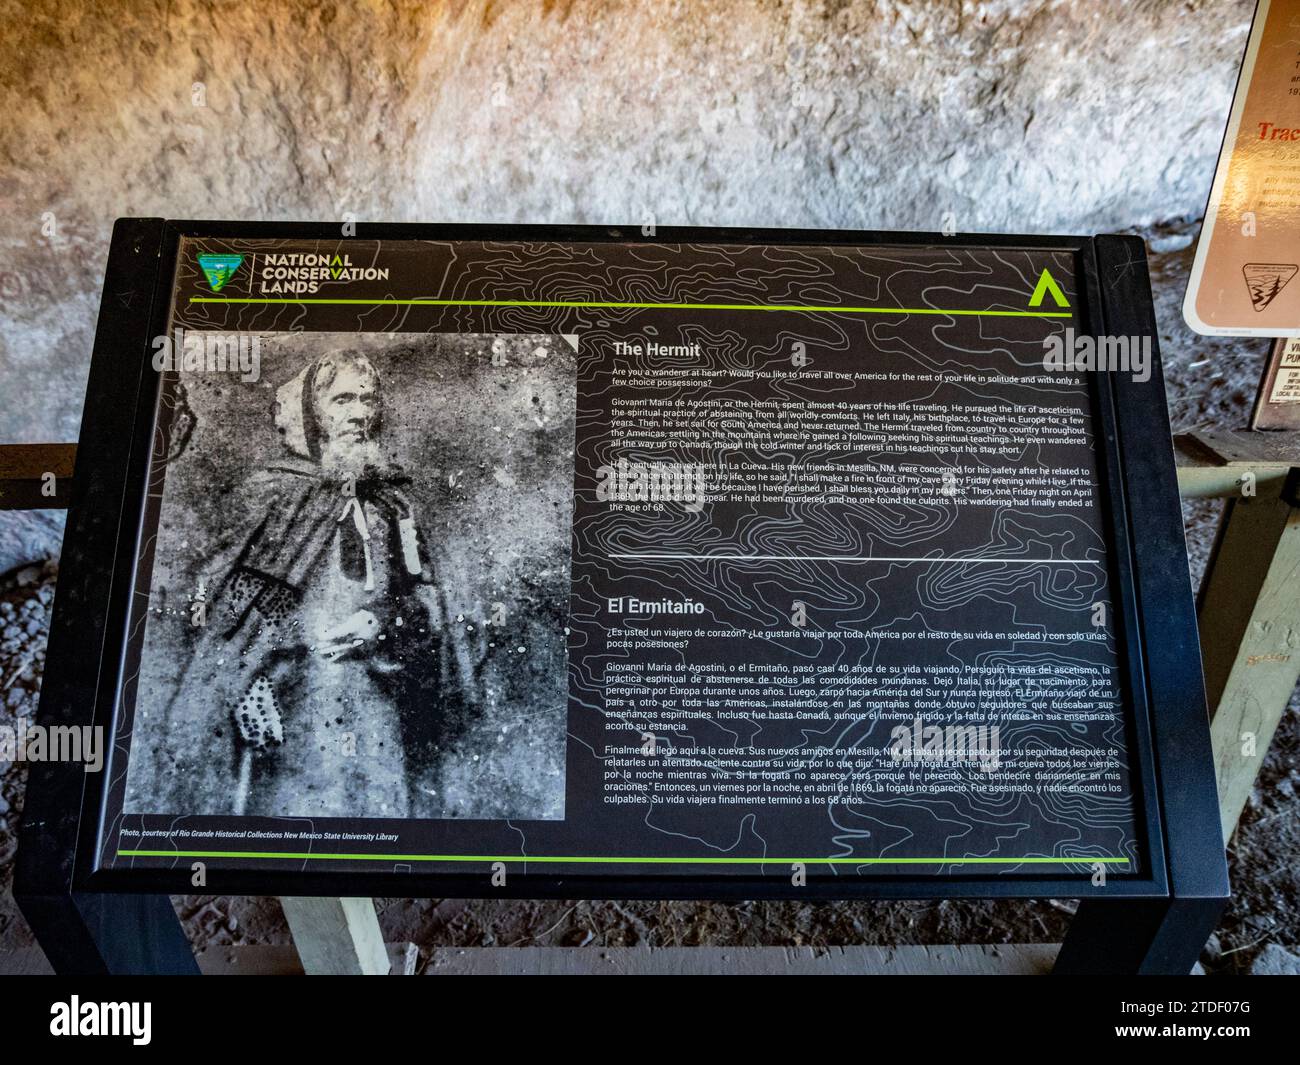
[196,253,244,293]
[1028,268,1069,309]
[330,253,344,280]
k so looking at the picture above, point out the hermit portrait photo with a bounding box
[123,332,575,821]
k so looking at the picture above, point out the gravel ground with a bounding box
[0,220,1295,975]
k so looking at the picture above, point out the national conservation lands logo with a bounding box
[196,252,243,292]
[1243,262,1298,312]
[194,250,393,295]
[257,252,391,294]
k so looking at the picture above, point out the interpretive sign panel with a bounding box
[19,223,1223,927]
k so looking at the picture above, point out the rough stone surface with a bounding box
[1249,944,1300,977]
[1,0,1295,973]
[0,0,1255,447]
[0,512,64,578]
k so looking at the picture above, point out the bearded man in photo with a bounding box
[152,349,474,819]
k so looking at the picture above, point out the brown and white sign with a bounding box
[1252,336,1300,427]
[1185,0,1300,338]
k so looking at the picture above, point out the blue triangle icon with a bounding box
[197,253,244,293]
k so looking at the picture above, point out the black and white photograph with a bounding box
[122,331,576,821]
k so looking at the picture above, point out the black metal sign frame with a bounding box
[14,220,1228,974]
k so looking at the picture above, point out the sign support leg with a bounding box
[16,890,198,975]
[1198,470,1300,841]
[279,896,391,975]
[1052,896,1226,974]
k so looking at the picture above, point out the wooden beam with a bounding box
[0,443,77,479]
[1198,472,1300,841]
[279,897,391,976]
[0,442,77,510]
[1174,430,1297,499]
[417,944,1061,975]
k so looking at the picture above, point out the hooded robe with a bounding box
[147,359,478,819]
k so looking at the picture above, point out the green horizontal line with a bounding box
[188,296,1071,318]
[118,850,1126,866]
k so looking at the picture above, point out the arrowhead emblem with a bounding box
[1028,268,1070,309]
[1243,263,1297,312]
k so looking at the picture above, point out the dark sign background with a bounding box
[95,234,1145,882]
